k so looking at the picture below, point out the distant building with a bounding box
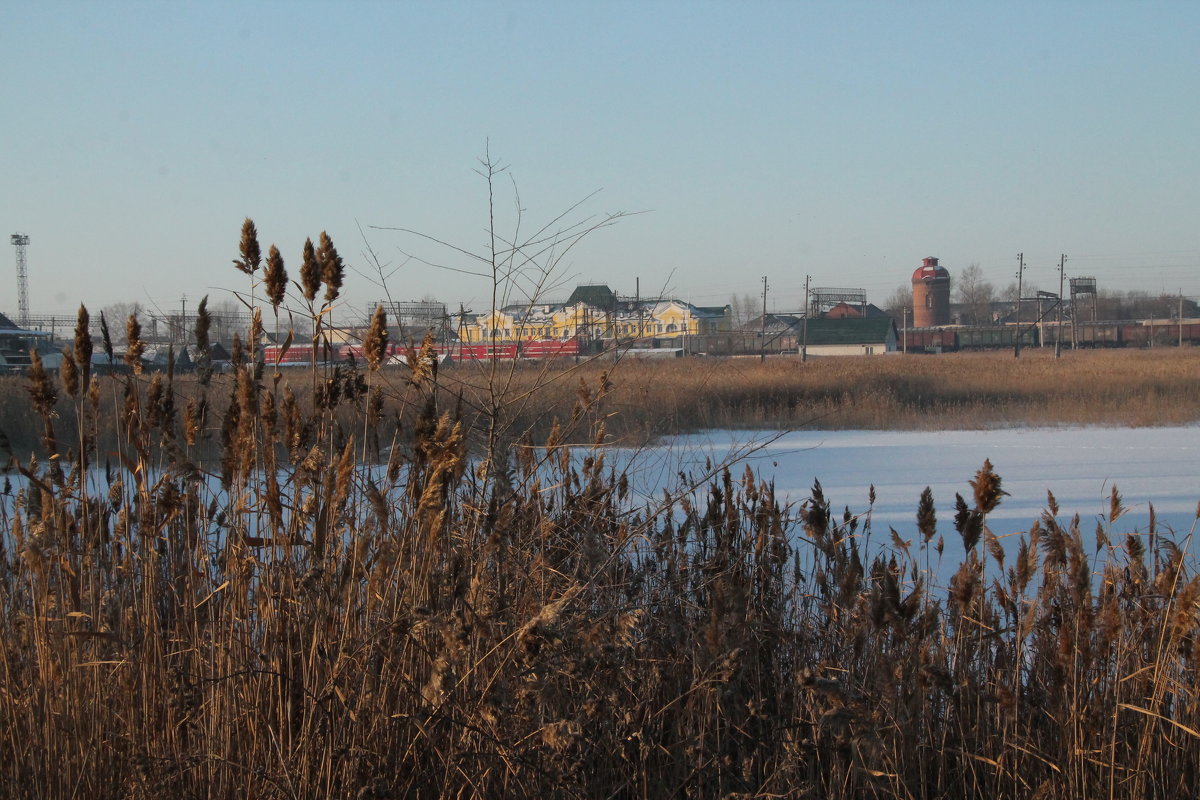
[463,285,732,343]
[823,301,889,320]
[0,312,54,373]
[803,317,897,356]
[738,313,805,352]
[911,257,951,327]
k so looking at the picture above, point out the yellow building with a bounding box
[462,285,730,343]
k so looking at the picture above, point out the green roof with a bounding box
[804,317,895,346]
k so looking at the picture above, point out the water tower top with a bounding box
[912,256,949,282]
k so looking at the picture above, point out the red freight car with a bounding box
[901,328,957,353]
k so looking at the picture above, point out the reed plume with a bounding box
[194,295,212,384]
[25,349,57,452]
[316,231,344,304]
[300,236,320,302]
[264,243,287,308]
[59,346,79,399]
[73,304,92,387]
[124,312,144,374]
[232,217,262,275]
[363,305,388,371]
[99,310,113,363]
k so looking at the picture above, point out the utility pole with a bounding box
[1055,254,1067,359]
[902,306,908,353]
[801,274,811,363]
[1180,290,1184,348]
[1038,293,1044,348]
[1014,252,1024,358]
[759,275,768,362]
[636,277,642,341]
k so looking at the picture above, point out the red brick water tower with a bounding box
[911,256,951,327]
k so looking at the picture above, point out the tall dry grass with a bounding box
[2,343,1196,458]
[429,346,1200,445]
[1,227,1198,798]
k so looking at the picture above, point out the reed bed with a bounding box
[432,346,1200,444]
[1,231,1198,798]
[3,345,1196,458]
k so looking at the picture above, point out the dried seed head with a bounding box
[27,349,57,416]
[74,304,93,385]
[194,295,213,385]
[954,492,982,552]
[233,217,262,275]
[230,333,244,368]
[60,345,80,399]
[363,305,388,371]
[1109,485,1125,524]
[124,313,144,374]
[300,237,321,303]
[264,244,287,308]
[184,396,206,447]
[250,307,263,344]
[146,374,166,430]
[317,231,344,305]
[99,311,114,363]
[917,486,936,543]
[970,458,1007,514]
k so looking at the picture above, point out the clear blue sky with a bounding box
[3,0,1197,320]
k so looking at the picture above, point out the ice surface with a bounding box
[623,426,1200,569]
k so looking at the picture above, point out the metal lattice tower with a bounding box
[11,234,30,329]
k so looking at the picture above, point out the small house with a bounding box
[802,317,897,356]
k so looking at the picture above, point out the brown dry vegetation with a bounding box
[1,228,1198,797]
[2,346,1198,459]
[433,346,1200,443]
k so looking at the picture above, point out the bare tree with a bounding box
[100,301,144,343]
[725,293,754,327]
[955,263,995,325]
[882,285,912,320]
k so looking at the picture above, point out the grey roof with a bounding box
[739,314,803,333]
[566,284,618,309]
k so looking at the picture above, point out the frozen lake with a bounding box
[618,426,1200,568]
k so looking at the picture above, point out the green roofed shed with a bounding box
[803,317,897,355]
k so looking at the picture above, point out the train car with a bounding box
[1120,321,1200,347]
[262,342,343,366]
[1072,322,1121,347]
[901,328,957,353]
[956,326,1036,350]
[454,343,520,361]
[340,343,442,366]
[1039,321,1121,348]
[521,338,581,358]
